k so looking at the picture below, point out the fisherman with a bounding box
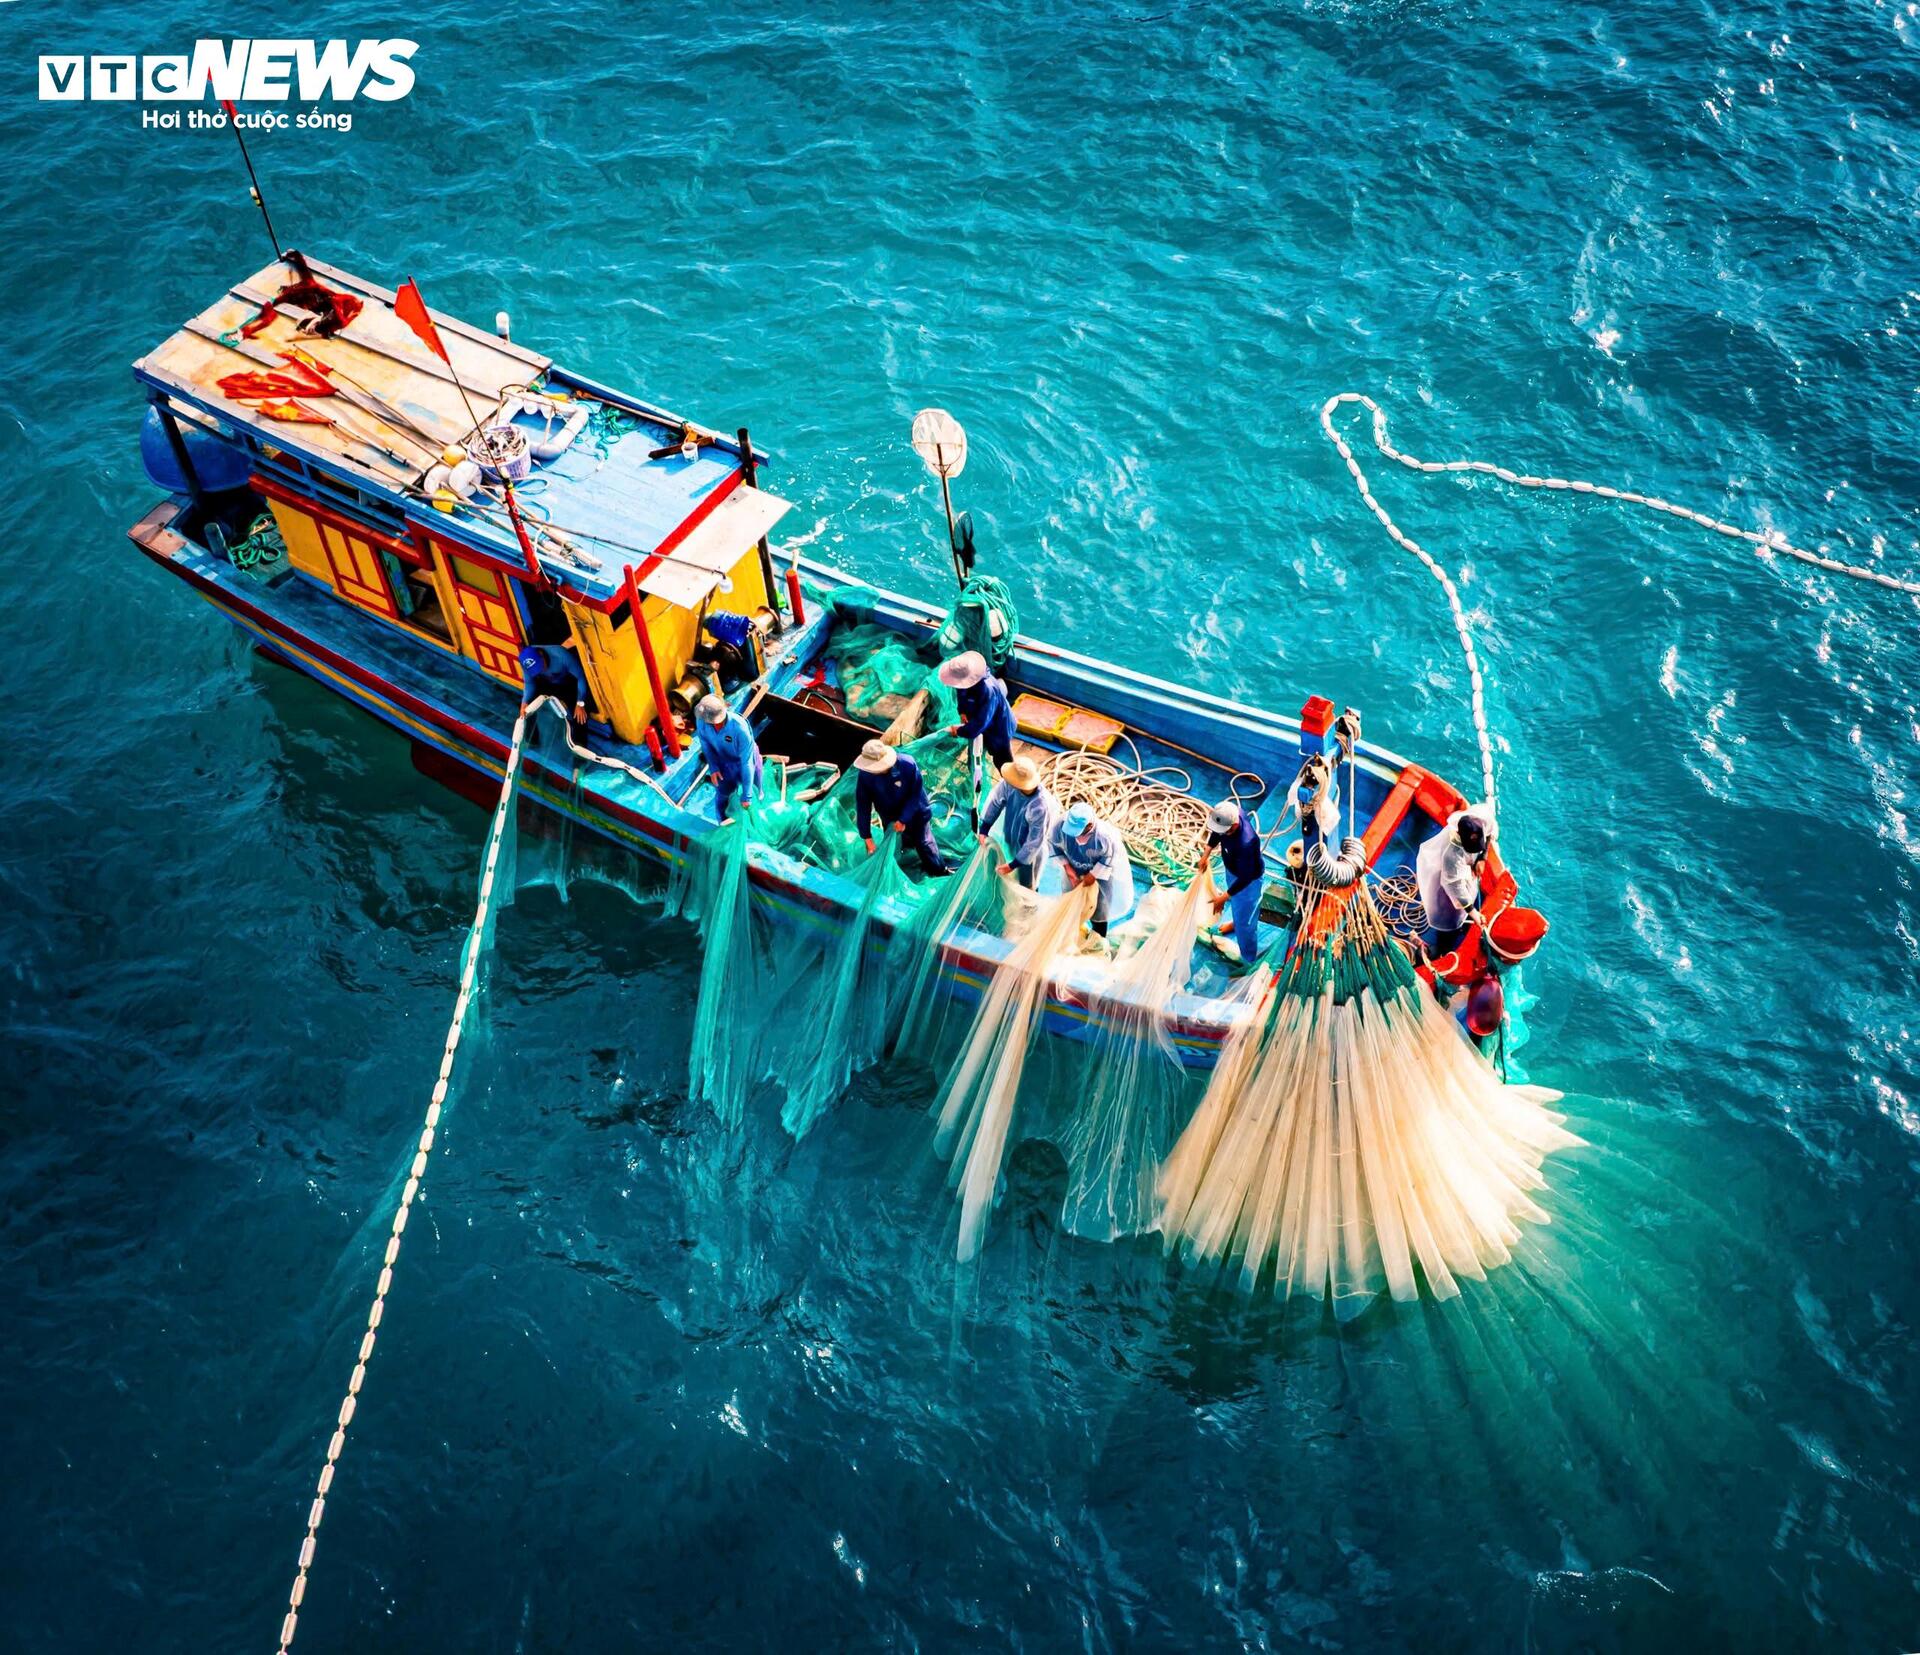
[1050,802,1137,936]
[695,694,764,822]
[1205,798,1267,967]
[855,739,950,875]
[938,650,1017,768]
[1416,803,1495,955]
[1420,902,1547,1004]
[977,757,1060,888]
[519,644,589,726]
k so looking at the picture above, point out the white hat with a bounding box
[937,650,988,689]
[696,694,728,724]
[853,739,897,773]
[1206,799,1241,834]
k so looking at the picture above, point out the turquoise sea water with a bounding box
[6,1,1920,1647]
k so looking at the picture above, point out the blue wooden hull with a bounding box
[128,494,1472,1067]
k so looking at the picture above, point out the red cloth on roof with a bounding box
[240,280,363,341]
[216,355,335,403]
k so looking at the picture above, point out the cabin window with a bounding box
[523,583,573,647]
[396,566,453,644]
[449,556,500,596]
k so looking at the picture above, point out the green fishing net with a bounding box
[796,729,981,875]
[774,842,922,1139]
[933,573,1020,672]
[667,781,995,1135]
[667,811,771,1127]
[1055,877,1213,1243]
[888,840,1006,1063]
[827,620,960,728]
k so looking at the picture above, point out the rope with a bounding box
[276,706,532,1655]
[1033,739,1264,884]
[1368,868,1429,942]
[1321,392,1920,811]
[526,695,680,806]
[1319,394,1500,814]
[229,511,286,571]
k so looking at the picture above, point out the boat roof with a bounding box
[133,257,790,607]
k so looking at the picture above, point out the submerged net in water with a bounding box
[1157,877,1579,1312]
[1056,873,1214,1243]
[668,814,766,1127]
[775,841,922,1138]
[889,839,1005,1060]
[933,882,1095,1262]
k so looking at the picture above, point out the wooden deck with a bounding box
[133,257,549,489]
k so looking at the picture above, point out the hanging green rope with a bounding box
[935,573,1020,672]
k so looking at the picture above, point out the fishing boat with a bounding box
[125,254,1537,1068]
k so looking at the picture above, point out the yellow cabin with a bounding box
[134,258,792,754]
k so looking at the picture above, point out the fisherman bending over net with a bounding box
[854,739,951,875]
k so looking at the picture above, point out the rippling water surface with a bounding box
[5,1,1920,1648]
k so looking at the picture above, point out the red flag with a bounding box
[393,278,449,364]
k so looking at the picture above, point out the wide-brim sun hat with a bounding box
[1205,799,1241,834]
[937,650,988,689]
[999,757,1040,792]
[1063,801,1094,836]
[854,739,898,773]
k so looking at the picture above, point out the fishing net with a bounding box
[1157,877,1579,1313]
[797,729,980,875]
[888,840,1005,1060]
[775,841,922,1139]
[933,572,1020,672]
[932,882,1095,1261]
[1155,965,1277,1238]
[1055,873,1213,1243]
[669,812,771,1127]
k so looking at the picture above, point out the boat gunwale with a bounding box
[128,494,1460,1054]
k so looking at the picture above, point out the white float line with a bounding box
[275,704,531,1655]
[1319,392,1920,814]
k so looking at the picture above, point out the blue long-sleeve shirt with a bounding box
[1050,815,1137,922]
[856,754,932,837]
[1207,813,1265,898]
[954,674,1016,752]
[979,779,1060,867]
[696,709,762,796]
[521,645,585,708]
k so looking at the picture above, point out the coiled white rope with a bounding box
[276,707,531,1655]
[1320,392,1920,813]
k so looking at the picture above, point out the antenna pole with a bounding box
[220,100,282,259]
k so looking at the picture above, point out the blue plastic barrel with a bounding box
[140,406,253,494]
